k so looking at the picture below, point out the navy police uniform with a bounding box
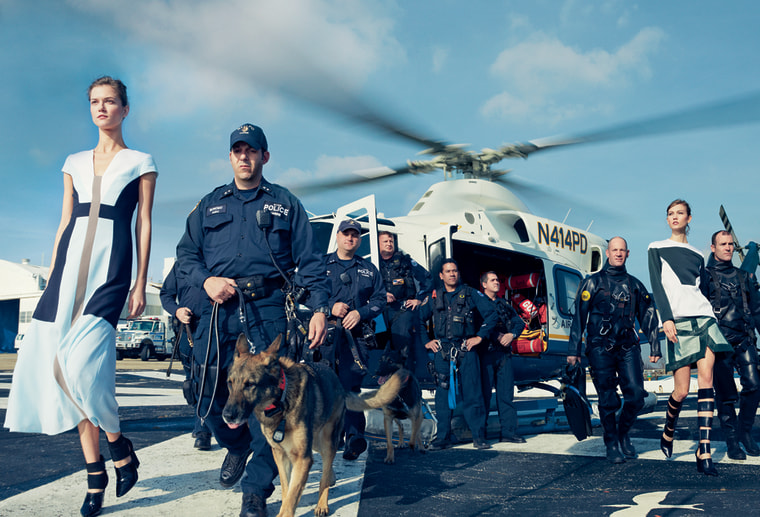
[379,250,432,372]
[705,255,760,455]
[324,250,386,448]
[480,296,526,440]
[159,262,211,438]
[423,285,498,446]
[569,262,659,454]
[176,177,329,499]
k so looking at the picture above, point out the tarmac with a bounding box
[3,353,760,516]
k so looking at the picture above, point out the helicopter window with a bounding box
[464,212,475,224]
[513,218,529,243]
[427,238,446,281]
[553,266,582,318]
[309,221,334,254]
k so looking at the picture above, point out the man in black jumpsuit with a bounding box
[325,219,386,460]
[378,231,432,374]
[705,230,760,459]
[568,237,660,463]
[423,259,498,450]
[480,271,526,443]
[176,124,330,517]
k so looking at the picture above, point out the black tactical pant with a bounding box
[193,295,286,498]
[480,349,518,437]
[587,344,646,444]
[433,345,487,443]
[714,338,760,435]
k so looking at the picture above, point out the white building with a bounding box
[0,258,166,352]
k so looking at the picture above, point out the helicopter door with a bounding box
[328,194,380,268]
[425,224,456,281]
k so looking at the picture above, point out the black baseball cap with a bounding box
[230,123,268,151]
[338,219,362,234]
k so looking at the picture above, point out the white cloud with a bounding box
[432,46,449,74]
[68,0,406,123]
[482,27,665,122]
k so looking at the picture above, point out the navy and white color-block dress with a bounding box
[648,239,731,371]
[4,149,157,435]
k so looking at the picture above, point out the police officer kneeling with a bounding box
[568,237,660,464]
[177,124,330,517]
[706,230,760,459]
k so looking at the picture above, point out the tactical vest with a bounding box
[382,252,417,301]
[432,287,477,342]
[708,266,754,339]
[593,270,638,346]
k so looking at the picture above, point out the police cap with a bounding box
[338,219,361,234]
[230,123,268,151]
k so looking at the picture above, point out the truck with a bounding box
[115,316,174,361]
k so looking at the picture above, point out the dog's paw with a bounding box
[383,455,396,464]
[315,504,330,517]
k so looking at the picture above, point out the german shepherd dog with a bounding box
[223,334,403,517]
[374,350,424,464]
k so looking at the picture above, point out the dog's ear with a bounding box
[235,333,250,358]
[265,334,283,356]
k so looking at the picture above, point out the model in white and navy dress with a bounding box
[4,149,157,435]
[648,239,732,371]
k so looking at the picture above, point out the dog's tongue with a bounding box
[377,375,389,385]
[227,423,242,429]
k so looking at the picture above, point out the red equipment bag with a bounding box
[511,328,547,356]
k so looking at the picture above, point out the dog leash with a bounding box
[196,301,221,426]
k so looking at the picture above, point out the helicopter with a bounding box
[289,91,760,407]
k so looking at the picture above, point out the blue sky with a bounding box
[1,0,759,285]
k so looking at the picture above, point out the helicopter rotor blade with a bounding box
[521,90,760,157]
[719,204,746,262]
[288,165,418,197]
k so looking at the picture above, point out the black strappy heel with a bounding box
[660,394,683,458]
[108,435,140,497]
[80,455,108,517]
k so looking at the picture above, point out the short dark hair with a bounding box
[711,230,732,246]
[88,76,128,106]
[440,258,458,273]
[378,230,395,239]
[480,271,497,285]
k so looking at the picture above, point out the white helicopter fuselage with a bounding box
[312,178,609,385]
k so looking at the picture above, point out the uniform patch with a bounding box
[263,202,290,218]
[581,290,591,301]
[207,204,227,216]
[357,268,373,278]
[392,279,405,285]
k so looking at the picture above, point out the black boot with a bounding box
[695,388,718,476]
[618,432,637,459]
[605,440,625,464]
[660,394,683,458]
[80,455,108,517]
[717,399,745,459]
[738,390,760,456]
[108,434,140,497]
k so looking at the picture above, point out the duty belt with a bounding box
[235,275,284,300]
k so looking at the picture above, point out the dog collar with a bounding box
[263,367,288,417]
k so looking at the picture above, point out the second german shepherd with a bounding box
[374,350,424,464]
[223,334,403,517]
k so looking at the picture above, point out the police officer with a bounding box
[159,260,213,450]
[423,259,498,450]
[378,230,432,373]
[568,237,660,464]
[325,219,386,460]
[479,271,526,443]
[176,123,330,517]
[705,230,760,459]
